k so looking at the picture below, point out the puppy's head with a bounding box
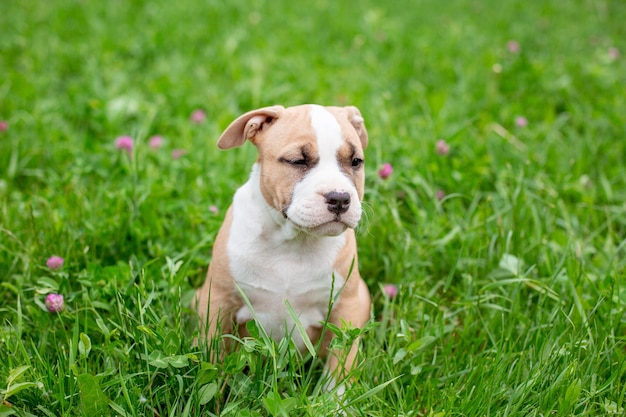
[218,104,368,236]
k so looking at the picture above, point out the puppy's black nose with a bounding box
[324,191,351,214]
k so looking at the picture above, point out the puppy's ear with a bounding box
[343,106,368,149]
[217,105,285,149]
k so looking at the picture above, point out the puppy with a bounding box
[193,104,371,392]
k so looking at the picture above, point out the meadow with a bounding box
[1,0,625,415]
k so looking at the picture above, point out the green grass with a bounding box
[1,0,625,415]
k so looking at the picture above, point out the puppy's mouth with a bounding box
[298,220,350,237]
[283,212,355,237]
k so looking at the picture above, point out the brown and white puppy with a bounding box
[193,104,371,392]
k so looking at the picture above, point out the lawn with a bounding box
[1,0,625,415]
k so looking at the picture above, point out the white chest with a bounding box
[225,174,347,349]
[231,242,345,345]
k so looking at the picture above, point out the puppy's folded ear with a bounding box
[217,105,285,149]
[343,106,368,149]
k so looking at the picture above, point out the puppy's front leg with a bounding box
[322,277,371,393]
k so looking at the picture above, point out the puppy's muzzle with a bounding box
[324,191,351,215]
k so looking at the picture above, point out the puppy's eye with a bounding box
[280,156,308,167]
[291,159,307,166]
[351,158,364,168]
